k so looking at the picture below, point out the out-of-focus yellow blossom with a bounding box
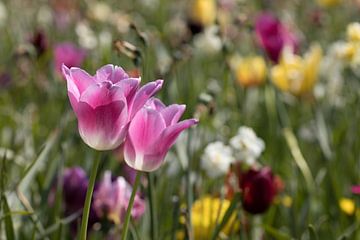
[178,196,238,240]
[339,198,355,215]
[317,0,342,7]
[271,45,322,96]
[336,23,360,69]
[233,56,267,87]
[347,22,360,42]
[281,195,293,208]
[190,0,216,27]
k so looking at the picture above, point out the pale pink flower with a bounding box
[92,171,145,224]
[62,64,163,150]
[124,98,198,172]
[54,42,86,74]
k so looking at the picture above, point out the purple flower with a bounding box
[62,167,89,214]
[255,12,299,62]
[54,42,86,74]
[62,64,163,150]
[93,171,145,224]
[0,72,11,88]
[239,167,277,214]
[124,98,198,172]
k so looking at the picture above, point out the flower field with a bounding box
[1,0,360,239]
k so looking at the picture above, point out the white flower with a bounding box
[201,141,234,178]
[0,1,7,27]
[88,2,112,22]
[229,126,265,165]
[76,22,97,49]
[193,26,222,56]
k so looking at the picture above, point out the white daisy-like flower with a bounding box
[230,126,265,165]
[201,141,234,178]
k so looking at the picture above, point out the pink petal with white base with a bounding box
[95,64,129,84]
[76,100,129,150]
[128,80,164,119]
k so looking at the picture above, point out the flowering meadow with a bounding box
[1,0,360,239]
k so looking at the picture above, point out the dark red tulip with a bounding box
[240,167,277,214]
[255,12,299,62]
[29,29,48,57]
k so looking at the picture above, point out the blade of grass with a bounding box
[210,192,240,240]
[263,225,292,240]
[283,127,316,193]
[17,129,59,193]
[308,224,318,240]
[2,195,15,240]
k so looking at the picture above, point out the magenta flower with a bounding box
[351,185,360,195]
[54,42,86,74]
[124,98,198,172]
[93,171,145,224]
[62,64,163,150]
[255,12,299,62]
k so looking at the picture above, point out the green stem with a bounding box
[79,152,101,240]
[147,173,158,240]
[121,171,142,240]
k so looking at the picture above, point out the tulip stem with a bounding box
[121,170,142,240]
[79,152,101,240]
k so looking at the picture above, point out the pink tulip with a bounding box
[93,171,145,224]
[351,185,360,195]
[124,98,198,172]
[255,12,299,62]
[54,42,86,74]
[62,64,163,150]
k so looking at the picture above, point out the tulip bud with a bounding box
[255,12,299,63]
[239,167,277,214]
[62,167,89,214]
[62,64,163,151]
[124,98,198,172]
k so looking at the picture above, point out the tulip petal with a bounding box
[160,104,186,126]
[159,119,198,152]
[68,67,95,95]
[114,78,140,103]
[63,65,80,101]
[76,100,129,150]
[128,80,164,119]
[124,108,167,171]
[80,84,128,109]
[145,98,166,111]
[95,64,129,84]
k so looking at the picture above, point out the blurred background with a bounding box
[1,0,360,239]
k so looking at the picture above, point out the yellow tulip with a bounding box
[178,196,238,239]
[235,56,267,87]
[271,45,322,96]
[339,198,355,215]
[317,0,342,7]
[190,0,216,27]
[347,22,360,42]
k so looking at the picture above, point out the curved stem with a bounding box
[79,152,101,240]
[121,171,142,240]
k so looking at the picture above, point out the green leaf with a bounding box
[308,224,318,240]
[210,193,240,240]
[2,195,15,240]
[17,129,59,194]
[263,225,292,240]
